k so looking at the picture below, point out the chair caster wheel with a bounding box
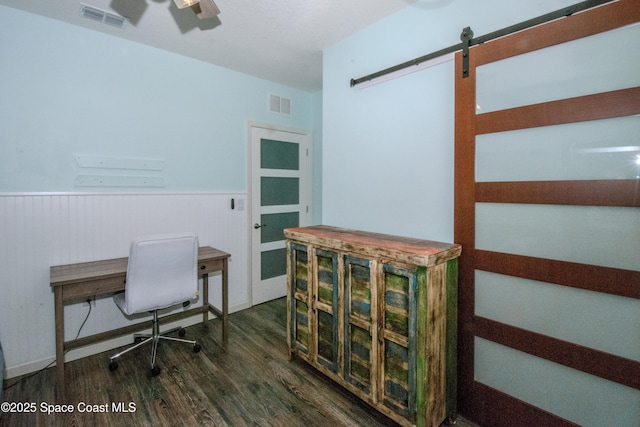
[109,361,118,371]
[150,365,161,377]
[178,328,186,337]
[193,343,201,353]
[134,336,145,344]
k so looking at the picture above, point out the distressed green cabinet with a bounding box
[285,226,461,427]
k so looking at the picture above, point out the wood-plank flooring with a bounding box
[1,298,476,427]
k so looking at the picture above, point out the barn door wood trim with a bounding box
[454,0,640,425]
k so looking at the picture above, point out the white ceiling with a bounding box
[0,0,421,92]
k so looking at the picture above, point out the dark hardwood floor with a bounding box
[1,298,476,426]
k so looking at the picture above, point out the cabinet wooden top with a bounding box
[284,225,461,267]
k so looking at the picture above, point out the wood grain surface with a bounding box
[2,298,475,427]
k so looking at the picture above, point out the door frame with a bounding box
[247,121,312,306]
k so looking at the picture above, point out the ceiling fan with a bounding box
[108,0,220,26]
[173,0,220,19]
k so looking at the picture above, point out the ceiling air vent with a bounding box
[80,3,128,29]
[269,94,291,115]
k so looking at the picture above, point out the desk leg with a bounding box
[54,287,65,398]
[202,273,209,324]
[222,258,228,345]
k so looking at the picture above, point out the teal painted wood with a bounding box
[382,264,417,422]
[317,310,335,365]
[315,248,339,373]
[295,300,310,354]
[346,257,372,320]
[290,243,310,356]
[316,249,337,306]
[294,245,308,293]
[415,266,428,427]
[344,256,373,393]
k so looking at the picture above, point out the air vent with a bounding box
[80,4,128,29]
[269,94,291,115]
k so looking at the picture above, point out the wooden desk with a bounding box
[50,246,230,396]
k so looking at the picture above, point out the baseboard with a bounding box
[5,301,252,379]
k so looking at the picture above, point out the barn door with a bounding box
[454,1,640,425]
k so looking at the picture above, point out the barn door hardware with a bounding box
[460,27,474,78]
[350,0,615,87]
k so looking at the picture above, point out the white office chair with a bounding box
[109,232,202,376]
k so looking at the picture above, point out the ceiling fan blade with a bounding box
[173,0,198,9]
[191,0,220,19]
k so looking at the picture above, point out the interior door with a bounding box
[454,2,640,425]
[250,125,311,305]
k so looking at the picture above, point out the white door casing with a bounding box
[249,123,311,305]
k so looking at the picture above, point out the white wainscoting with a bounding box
[0,192,249,378]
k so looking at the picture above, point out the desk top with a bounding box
[50,246,229,287]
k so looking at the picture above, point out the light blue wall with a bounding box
[322,1,639,425]
[322,0,575,243]
[0,5,316,193]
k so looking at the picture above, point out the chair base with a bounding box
[108,310,201,376]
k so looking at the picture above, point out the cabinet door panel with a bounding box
[344,256,373,393]
[384,340,410,408]
[316,251,336,306]
[294,300,310,353]
[289,243,311,356]
[294,246,309,293]
[381,264,417,421]
[348,325,372,390]
[314,249,339,372]
[384,272,411,337]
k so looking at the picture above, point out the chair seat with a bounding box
[113,291,195,316]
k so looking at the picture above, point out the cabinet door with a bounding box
[288,243,311,358]
[379,263,417,422]
[314,248,339,373]
[344,256,374,394]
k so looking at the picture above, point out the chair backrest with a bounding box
[123,232,199,314]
